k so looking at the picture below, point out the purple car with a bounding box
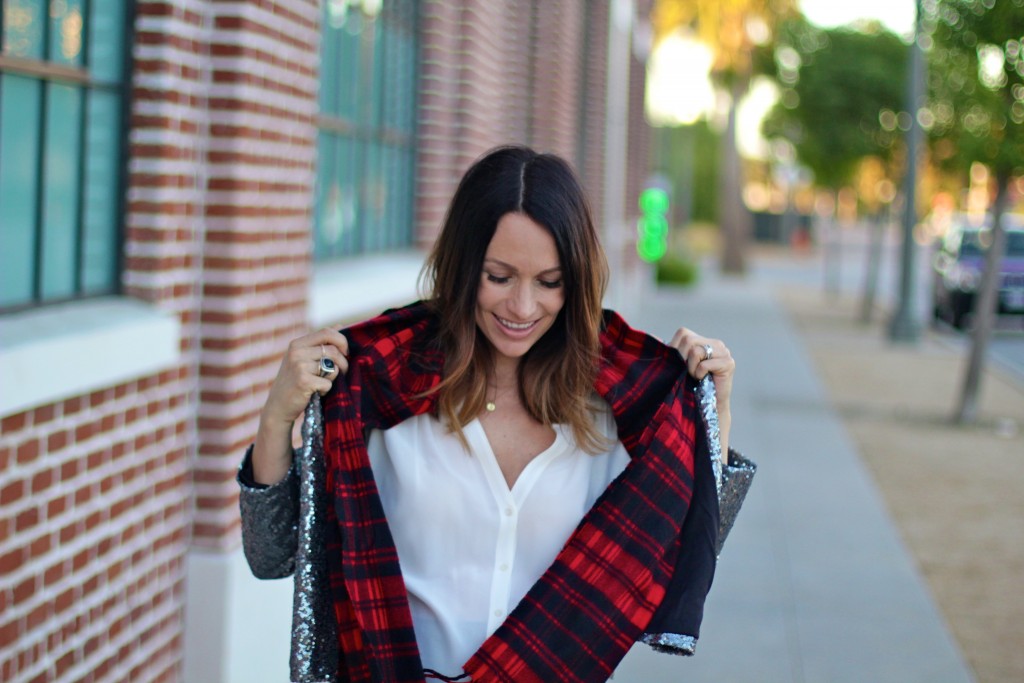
[931,214,1024,329]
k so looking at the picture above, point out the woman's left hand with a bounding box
[669,327,736,459]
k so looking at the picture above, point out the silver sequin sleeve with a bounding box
[238,446,299,580]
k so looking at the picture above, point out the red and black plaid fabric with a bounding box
[322,302,714,682]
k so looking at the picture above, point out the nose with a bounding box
[508,281,536,319]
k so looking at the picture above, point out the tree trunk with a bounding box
[954,171,1011,424]
[859,211,886,323]
[718,79,750,274]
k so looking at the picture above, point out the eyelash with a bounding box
[485,273,562,289]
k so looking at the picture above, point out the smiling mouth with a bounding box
[495,315,537,331]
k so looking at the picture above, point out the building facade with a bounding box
[0,0,653,680]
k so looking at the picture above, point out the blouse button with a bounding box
[499,563,509,572]
[494,609,504,618]
[504,506,514,517]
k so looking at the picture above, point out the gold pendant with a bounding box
[485,401,496,412]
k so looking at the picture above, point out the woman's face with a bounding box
[475,212,565,368]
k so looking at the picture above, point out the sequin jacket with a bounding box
[238,303,756,683]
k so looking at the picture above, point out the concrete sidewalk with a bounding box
[611,269,975,682]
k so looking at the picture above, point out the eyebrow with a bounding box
[483,258,562,276]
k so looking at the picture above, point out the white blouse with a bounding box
[366,407,631,675]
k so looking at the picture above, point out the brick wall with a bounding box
[193,0,319,548]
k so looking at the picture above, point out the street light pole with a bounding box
[888,0,925,342]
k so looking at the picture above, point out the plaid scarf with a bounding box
[322,302,717,682]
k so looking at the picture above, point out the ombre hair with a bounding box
[420,145,610,452]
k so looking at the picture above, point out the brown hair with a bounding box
[420,145,610,452]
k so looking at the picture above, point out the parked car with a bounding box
[931,214,1024,329]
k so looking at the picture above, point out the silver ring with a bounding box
[702,343,714,361]
[319,357,336,377]
[319,345,335,377]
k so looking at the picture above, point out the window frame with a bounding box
[0,0,136,314]
[313,0,420,261]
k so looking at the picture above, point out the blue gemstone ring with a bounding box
[319,352,336,378]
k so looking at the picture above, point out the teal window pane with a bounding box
[337,28,359,122]
[314,0,416,260]
[39,82,83,300]
[47,0,85,67]
[336,135,357,255]
[88,0,126,83]
[314,131,338,257]
[363,142,384,252]
[81,88,120,293]
[2,0,45,59]
[0,74,42,307]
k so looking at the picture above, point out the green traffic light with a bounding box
[639,188,670,214]
[637,187,670,262]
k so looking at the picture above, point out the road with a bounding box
[749,221,1024,387]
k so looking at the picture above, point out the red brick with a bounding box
[30,468,53,494]
[48,495,67,517]
[29,535,51,559]
[72,550,90,572]
[75,421,96,442]
[55,589,74,614]
[0,410,28,433]
[55,650,75,678]
[48,430,70,452]
[60,522,78,544]
[26,603,48,630]
[15,507,39,532]
[0,619,19,649]
[44,561,64,587]
[60,459,78,482]
[32,404,56,425]
[0,548,25,574]
[86,449,105,470]
[64,396,84,416]
[16,438,39,464]
[74,485,92,507]
[0,480,24,505]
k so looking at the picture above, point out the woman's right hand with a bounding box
[252,329,349,484]
[261,329,350,426]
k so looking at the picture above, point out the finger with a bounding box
[695,357,734,381]
[312,377,334,396]
[311,328,349,356]
[669,327,689,349]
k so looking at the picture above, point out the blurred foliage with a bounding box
[761,19,909,190]
[656,254,700,286]
[926,0,1024,183]
[650,121,721,224]
[651,0,799,84]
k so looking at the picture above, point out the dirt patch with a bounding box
[779,286,1024,683]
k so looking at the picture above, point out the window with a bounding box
[315,0,418,260]
[0,0,128,311]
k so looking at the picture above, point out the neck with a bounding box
[491,356,520,390]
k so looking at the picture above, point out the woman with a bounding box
[239,146,742,682]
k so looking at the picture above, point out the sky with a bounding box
[800,0,915,36]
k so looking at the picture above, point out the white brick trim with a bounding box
[0,297,182,417]
[308,251,427,328]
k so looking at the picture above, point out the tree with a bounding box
[761,21,908,194]
[762,20,909,312]
[926,0,1024,423]
[651,0,798,273]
